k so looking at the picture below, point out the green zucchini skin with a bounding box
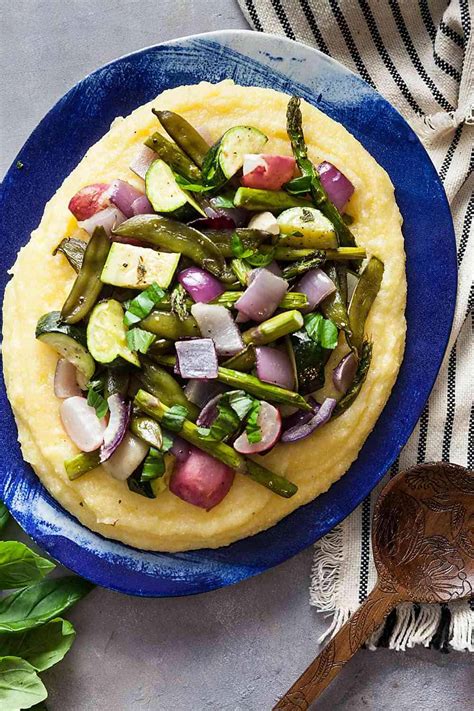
[35,311,95,381]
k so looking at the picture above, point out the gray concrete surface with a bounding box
[1,2,472,709]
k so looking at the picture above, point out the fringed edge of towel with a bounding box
[310,540,474,652]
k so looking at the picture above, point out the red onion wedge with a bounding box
[68,183,111,221]
[282,396,318,433]
[100,394,132,462]
[109,179,145,218]
[191,303,244,356]
[131,194,154,215]
[248,211,279,235]
[236,268,288,322]
[169,449,234,510]
[296,268,336,312]
[233,401,281,454]
[175,338,218,379]
[196,393,223,428]
[60,396,106,452]
[102,432,148,481]
[256,347,294,390]
[184,380,227,409]
[79,205,126,237]
[54,359,82,399]
[188,215,236,231]
[281,397,336,443]
[317,161,354,212]
[178,267,225,303]
[129,145,156,180]
[208,197,248,227]
[333,351,358,393]
[241,154,296,191]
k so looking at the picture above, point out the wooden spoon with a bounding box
[274,463,473,710]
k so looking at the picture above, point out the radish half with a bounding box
[234,401,281,454]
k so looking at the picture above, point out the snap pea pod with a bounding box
[114,215,235,283]
[334,341,372,415]
[140,310,200,340]
[320,263,351,337]
[153,109,210,168]
[61,226,110,324]
[147,338,174,354]
[242,310,304,346]
[222,345,256,371]
[271,247,366,262]
[152,355,312,411]
[145,131,201,182]
[205,228,272,257]
[134,389,298,498]
[53,236,86,273]
[349,257,384,353]
[234,187,311,212]
[130,414,163,449]
[138,358,199,420]
[65,450,100,480]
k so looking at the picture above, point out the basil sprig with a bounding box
[304,313,339,350]
[126,327,157,355]
[124,282,166,326]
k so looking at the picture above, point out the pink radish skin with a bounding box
[169,450,235,510]
[68,183,111,221]
[241,155,296,191]
[233,401,281,454]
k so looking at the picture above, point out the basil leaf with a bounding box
[231,233,255,259]
[245,249,276,267]
[0,577,93,634]
[0,656,47,709]
[0,502,9,532]
[86,385,108,420]
[126,328,157,354]
[227,391,254,420]
[124,282,166,326]
[0,542,55,590]
[141,448,166,482]
[161,405,188,432]
[127,471,155,499]
[206,401,240,442]
[245,400,262,443]
[161,431,174,453]
[210,194,235,209]
[284,174,312,195]
[174,175,212,193]
[0,618,75,672]
[304,313,339,350]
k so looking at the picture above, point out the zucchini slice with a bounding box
[277,207,338,249]
[36,311,95,381]
[101,242,180,290]
[145,159,204,216]
[203,126,268,185]
[87,300,140,367]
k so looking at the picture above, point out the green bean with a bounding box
[234,187,311,212]
[153,109,210,168]
[134,389,298,498]
[242,310,304,346]
[138,358,199,420]
[65,451,100,480]
[61,227,110,324]
[130,415,163,449]
[145,131,201,181]
[349,257,384,353]
[53,236,86,273]
[140,310,200,340]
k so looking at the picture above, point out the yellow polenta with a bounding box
[2,81,406,552]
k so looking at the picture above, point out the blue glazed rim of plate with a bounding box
[0,30,456,597]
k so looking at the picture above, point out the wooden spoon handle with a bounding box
[273,585,401,710]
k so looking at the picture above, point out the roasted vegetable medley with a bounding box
[37,96,383,510]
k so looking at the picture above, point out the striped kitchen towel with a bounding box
[238,0,473,651]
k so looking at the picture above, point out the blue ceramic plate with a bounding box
[0,31,456,596]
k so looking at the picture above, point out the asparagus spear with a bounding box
[152,355,312,411]
[242,310,304,346]
[213,291,309,310]
[286,97,357,250]
[234,187,311,212]
[282,252,326,280]
[272,246,366,261]
[231,258,252,286]
[134,389,298,497]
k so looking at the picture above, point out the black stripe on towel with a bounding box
[441,343,457,462]
[242,0,264,32]
[298,0,330,55]
[388,0,454,112]
[468,400,474,471]
[439,20,465,48]
[418,2,462,82]
[439,125,463,182]
[357,0,423,115]
[328,0,375,88]
[269,0,297,41]
[457,191,474,267]
[359,496,371,603]
[417,403,430,463]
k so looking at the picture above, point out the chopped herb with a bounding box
[245,249,276,267]
[170,283,189,321]
[304,312,339,350]
[211,194,235,209]
[161,431,174,453]
[16,160,24,170]
[86,381,108,419]
[124,282,166,326]
[141,447,166,481]
[126,327,157,354]
[284,174,312,194]
[161,404,188,432]
[137,256,147,284]
[231,232,255,259]
[227,391,255,420]
[245,400,262,443]
[301,208,315,223]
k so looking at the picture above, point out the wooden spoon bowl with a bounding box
[274,463,473,709]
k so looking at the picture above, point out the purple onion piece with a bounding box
[170,435,194,462]
[281,397,336,443]
[282,397,318,433]
[131,194,154,215]
[333,351,358,393]
[109,179,145,218]
[196,393,224,427]
[255,346,295,390]
[79,206,126,236]
[191,303,244,356]
[100,394,132,462]
[208,197,249,227]
[187,215,236,231]
[317,161,355,212]
[184,379,228,408]
[236,268,288,322]
[178,267,225,303]
[129,145,156,180]
[175,338,218,379]
[296,268,336,312]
